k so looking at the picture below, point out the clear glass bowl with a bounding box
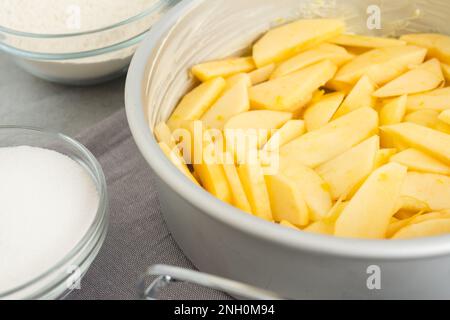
[0,0,179,85]
[0,126,108,300]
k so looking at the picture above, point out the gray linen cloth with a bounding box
[68,109,230,300]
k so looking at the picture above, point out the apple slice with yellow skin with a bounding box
[279,164,332,221]
[193,141,232,204]
[394,196,431,216]
[333,75,377,118]
[381,122,450,165]
[403,109,450,134]
[263,120,305,152]
[406,87,450,112]
[280,220,301,230]
[388,211,450,238]
[280,107,378,168]
[316,136,379,201]
[266,173,310,226]
[270,43,352,79]
[441,63,450,82]
[191,57,255,82]
[222,160,252,214]
[390,148,450,175]
[304,92,345,131]
[225,73,251,90]
[201,78,250,130]
[306,197,348,235]
[374,148,397,169]
[401,172,450,211]
[167,77,226,131]
[379,95,407,126]
[238,162,273,221]
[159,142,199,186]
[225,110,293,166]
[248,63,276,85]
[392,219,450,240]
[249,60,337,112]
[304,220,334,235]
[409,210,450,225]
[400,33,450,64]
[252,19,345,67]
[330,34,406,48]
[373,59,445,98]
[155,122,177,149]
[335,163,408,239]
[439,109,450,125]
[333,45,427,86]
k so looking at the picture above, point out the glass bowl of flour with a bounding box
[0,0,179,85]
[0,126,108,299]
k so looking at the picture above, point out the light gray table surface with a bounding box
[0,52,125,135]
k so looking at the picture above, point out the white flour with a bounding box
[0,0,162,82]
[0,146,99,293]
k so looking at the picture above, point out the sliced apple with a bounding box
[225,110,293,154]
[409,211,450,225]
[193,141,232,204]
[400,33,450,64]
[253,19,345,67]
[392,219,450,240]
[280,220,301,230]
[390,148,450,175]
[439,109,450,125]
[223,161,252,213]
[381,122,450,165]
[238,162,273,221]
[249,60,337,112]
[167,77,226,131]
[335,163,408,239]
[201,78,250,130]
[280,107,378,168]
[442,63,450,82]
[266,173,310,226]
[304,92,345,131]
[248,63,276,85]
[395,196,431,215]
[304,220,334,235]
[191,57,255,82]
[330,34,406,48]
[374,148,398,169]
[401,172,450,211]
[155,122,177,149]
[405,109,442,129]
[280,164,332,221]
[159,142,199,186]
[333,45,427,86]
[373,59,445,98]
[333,75,377,118]
[263,120,305,152]
[225,73,252,90]
[316,136,379,200]
[270,43,352,79]
[379,95,407,126]
[406,87,450,112]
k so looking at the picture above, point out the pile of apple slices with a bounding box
[154,18,450,240]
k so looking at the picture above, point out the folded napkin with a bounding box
[68,110,230,300]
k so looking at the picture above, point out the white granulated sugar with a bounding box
[0,146,99,293]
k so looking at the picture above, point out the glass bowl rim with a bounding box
[0,125,108,299]
[0,0,179,60]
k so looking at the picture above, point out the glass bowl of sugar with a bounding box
[0,126,108,300]
[0,0,179,85]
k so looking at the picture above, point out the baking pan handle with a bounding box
[138,264,283,300]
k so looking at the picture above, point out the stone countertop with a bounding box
[0,52,125,136]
